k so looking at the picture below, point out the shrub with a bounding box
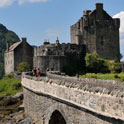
[85,52,108,73]
[12,83,21,90]
[106,60,121,73]
[85,52,121,73]
[114,74,119,78]
[17,62,29,73]
[3,74,14,80]
[121,76,124,82]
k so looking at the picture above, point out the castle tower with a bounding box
[56,37,60,45]
[70,3,120,61]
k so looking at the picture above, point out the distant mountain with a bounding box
[0,24,20,79]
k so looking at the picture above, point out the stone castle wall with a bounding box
[14,41,33,71]
[4,39,33,74]
[4,51,14,74]
[22,72,124,123]
[70,3,120,60]
[33,43,86,73]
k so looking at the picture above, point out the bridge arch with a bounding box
[49,110,66,124]
[44,103,67,124]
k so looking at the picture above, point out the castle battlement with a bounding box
[33,41,86,73]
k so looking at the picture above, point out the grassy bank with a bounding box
[80,73,124,82]
[0,75,22,96]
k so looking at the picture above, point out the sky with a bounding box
[0,0,124,60]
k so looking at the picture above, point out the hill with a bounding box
[0,24,20,79]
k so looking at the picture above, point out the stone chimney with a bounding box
[96,3,103,20]
[22,37,27,42]
[96,3,103,10]
[6,41,13,51]
[6,42,9,51]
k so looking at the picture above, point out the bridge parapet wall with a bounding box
[22,72,124,122]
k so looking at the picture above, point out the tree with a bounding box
[17,62,30,73]
[85,52,108,73]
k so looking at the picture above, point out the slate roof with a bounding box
[9,41,22,51]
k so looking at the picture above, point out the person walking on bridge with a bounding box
[37,68,41,78]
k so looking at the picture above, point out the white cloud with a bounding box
[18,0,51,5]
[113,11,124,34]
[0,0,51,7]
[113,12,124,60]
[0,0,15,8]
[113,12,124,44]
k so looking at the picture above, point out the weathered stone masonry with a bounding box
[71,3,120,60]
[22,72,124,124]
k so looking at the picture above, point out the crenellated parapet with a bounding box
[22,72,124,122]
[33,43,86,73]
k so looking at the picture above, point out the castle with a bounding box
[4,3,120,75]
[71,3,120,60]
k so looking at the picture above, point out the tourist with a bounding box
[46,68,49,72]
[37,68,41,78]
[32,67,37,76]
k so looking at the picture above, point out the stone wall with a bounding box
[33,56,66,72]
[22,72,124,123]
[23,88,124,124]
[33,43,86,74]
[14,41,33,71]
[4,51,14,74]
[70,3,120,60]
[4,40,33,75]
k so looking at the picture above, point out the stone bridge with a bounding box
[21,72,124,124]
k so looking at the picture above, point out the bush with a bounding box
[5,74,14,79]
[114,74,119,78]
[85,52,121,73]
[85,52,108,73]
[0,76,22,96]
[106,60,121,73]
[121,76,124,82]
[17,62,29,73]
[12,83,22,90]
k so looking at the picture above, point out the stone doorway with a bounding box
[49,110,66,124]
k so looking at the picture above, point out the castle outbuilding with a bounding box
[33,39,86,74]
[4,38,33,74]
[71,3,120,60]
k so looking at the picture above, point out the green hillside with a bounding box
[0,24,20,79]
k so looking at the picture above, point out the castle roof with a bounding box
[9,41,22,51]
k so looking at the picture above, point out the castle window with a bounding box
[78,22,80,29]
[101,36,104,45]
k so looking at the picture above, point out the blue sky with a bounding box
[0,0,124,60]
